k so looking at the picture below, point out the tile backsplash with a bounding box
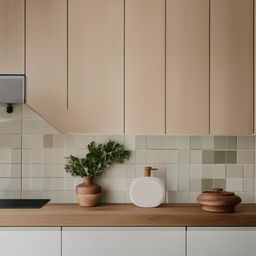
[0,104,255,203]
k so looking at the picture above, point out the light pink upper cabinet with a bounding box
[26,0,68,131]
[66,0,124,134]
[210,0,253,134]
[0,0,24,74]
[125,0,165,134]
[166,0,209,134]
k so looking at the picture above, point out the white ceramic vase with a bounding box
[129,166,165,208]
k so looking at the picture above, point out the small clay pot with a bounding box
[197,188,241,213]
[76,177,101,207]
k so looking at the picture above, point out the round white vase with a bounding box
[129,166,165,208]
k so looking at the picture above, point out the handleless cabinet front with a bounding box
[210,0,253,134]
[166,0,209,134]
[125,0,165,134]
[0,0,24,74]
[0,227,61,256]
[187,227,256,256]
[26,0,68,131]
[67,0,124,134]
[62,227,185,256]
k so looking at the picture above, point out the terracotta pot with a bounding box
[76,177,101,207]
[197,188,241,213]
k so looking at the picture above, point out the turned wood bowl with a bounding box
[197,188,241,213]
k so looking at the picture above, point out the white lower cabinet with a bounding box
[0,227,61,256]
[62,227,185,256]
[187,227,256,256]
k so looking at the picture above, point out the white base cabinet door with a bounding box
[63,227,185,256]
[188,227,256,256]
[0,227,61,256]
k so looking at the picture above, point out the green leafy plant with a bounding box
[65,140,130,177]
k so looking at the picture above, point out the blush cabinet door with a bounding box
[0,0,24,74]
[67,0,124,134]
[210,0,253,134]
[166,0,209,134]
[26,0,68,131]
[187,227,256,256]
[62,227,185,256]
[0,227,61,256]
[125,0,165,134]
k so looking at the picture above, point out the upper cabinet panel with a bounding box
[26,0,67,131]
[166,0,209,134]
[67,0,124,134]
[125,0,165,134]
[210,0,253,134]
[0,0,24,74]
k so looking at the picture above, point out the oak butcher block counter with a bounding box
[0,203,256,227]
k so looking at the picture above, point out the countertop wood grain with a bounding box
[1,203,256,227]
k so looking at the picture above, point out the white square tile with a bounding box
[212,165,225,179]
[165,136,177,149]
[0,119,21,134]
[103,191,125,203]
[190,164,202,178]
[179,164,189,177]
[166,177,178,191]
[136,151,147,163]
[0,135,21,148]
[177,136,190,149]
[166,164,178,178]
[0,164,21,177]
[226,178,243,191]
[178,150,190,164]
[202,136,214,149]
[0,178,21,190]
[105,164,135,178]
[190,150,202,164]
[178,177,189,191]
[22,135,43,148]
[244,164,254,178]
[147,150,178,164]
[237,136,254,150]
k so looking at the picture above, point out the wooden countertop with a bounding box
[1,203,256,227]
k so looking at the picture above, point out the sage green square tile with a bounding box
[190,178,202,191]
[202,150,214,164]
[214,136,226,149]
[43,135,53,148]
[226,165,243,178]
[237,151,254,164]
[201,179,213,191]
[135,136,146,150]
[190,136,202,149]
[225,151,237,164]
[214,151,225,164]
[226,136,237,149]
[213,179,226,190]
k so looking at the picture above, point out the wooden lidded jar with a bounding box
[197,188,241,213]
[76,177,101,207]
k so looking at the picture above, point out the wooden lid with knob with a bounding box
[144,166,158,177]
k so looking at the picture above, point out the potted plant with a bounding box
[65,140,130,207]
